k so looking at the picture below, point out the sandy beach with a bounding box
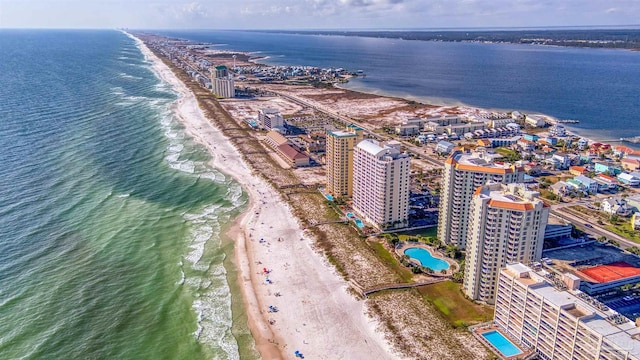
[129,34,398,360]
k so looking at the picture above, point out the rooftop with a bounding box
[476,183,542,211]
[327,130,358,138]
[446,149,521,174]
[579,262,640,284]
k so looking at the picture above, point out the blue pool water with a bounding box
[482,331,523,357]
[355,219,364,228]
[325,194,334,201]
[404,248,450,271]
[346,212,354,218]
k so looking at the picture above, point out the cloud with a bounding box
[2,0,639,29]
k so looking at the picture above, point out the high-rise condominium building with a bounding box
[353,140,410,229]
[325,124,363,198]
[211,65,235,98]
[463,183,549,303]
[438,148,524,249]
[495,263,640,360]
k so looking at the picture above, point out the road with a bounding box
[266,88,444,167]
[550,208,639,249]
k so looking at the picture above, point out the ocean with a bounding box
[0,30,257,359]
[158,30,640,144]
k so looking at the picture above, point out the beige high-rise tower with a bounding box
[326,124,363,198]
[463,183,549,303]
[437,148,525,249]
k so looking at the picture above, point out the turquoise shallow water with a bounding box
[0,30,256,359]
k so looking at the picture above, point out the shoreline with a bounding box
[127,33,397,360]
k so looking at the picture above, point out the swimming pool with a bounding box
[325,194,334,201]
[482,330,523,357]
[355,219,364,228]
[404,247,450,271]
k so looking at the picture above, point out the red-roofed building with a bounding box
[569,166,588,176]
[276,144,310,168]
[621,157,640,171]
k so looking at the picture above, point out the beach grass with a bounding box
[417,281,494,328]
[369,242,414,283]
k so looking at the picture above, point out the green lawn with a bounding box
[495,147,517,157]
[398,227,437,238]
[417,281,494,328]
[369,242,414,283]
[606,223,640,243]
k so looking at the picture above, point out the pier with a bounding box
[620,136,640,144]
[557,119,580,124]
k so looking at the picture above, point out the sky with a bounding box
[0,0,639,29]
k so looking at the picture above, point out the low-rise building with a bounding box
[574,175,599,194]
[395,123,420,136]
[264,130,288,149]
[577,138,589,150]
[488,136,521,148]
[525,114,546,127]
[517,139,536,151]
[549,124,567,137]
[601,197,632,217]
[597,174,618,186]
[594,161,622,175]
[435,140,455,155]
[621,157,640,172]
[544,222,573,240]
[298,132,326,154]
[275,143,310,168]
[626,194,640,212]
[550,181,573,197]
[618,173,640,187]
[570,166,588,176]
[633,212,640,230]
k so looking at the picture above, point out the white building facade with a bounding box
[258,108,284,131]
[438,149,525,249]
[495,263,640,360]
[353,140,410,229]
[211,65,235,98]
[464,183,549,303]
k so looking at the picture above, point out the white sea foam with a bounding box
[111,87,125,96]
[129,31,242,359]
[168,144,184,153]
[198,171,226,183]
[118,72,142,80]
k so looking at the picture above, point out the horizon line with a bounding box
[3,24,640,32]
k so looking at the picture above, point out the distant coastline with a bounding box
[249,28,640,50]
